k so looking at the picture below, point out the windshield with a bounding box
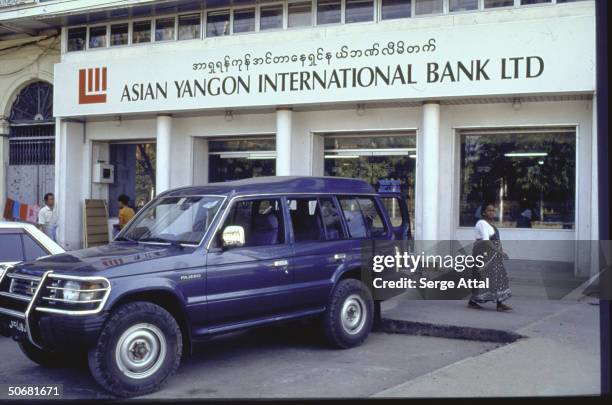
[118,196,224,245]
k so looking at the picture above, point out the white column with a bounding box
[421,102,440,241]
[156,114,172,194]
[0,119,9,217]
[55,118,86,250]
[276,108,292,176]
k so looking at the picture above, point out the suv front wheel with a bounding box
[87,302,182,398]
[323,278,374,349]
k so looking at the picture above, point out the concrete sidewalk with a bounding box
[374,297,601,397]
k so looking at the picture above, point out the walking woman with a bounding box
[468,203,512,312]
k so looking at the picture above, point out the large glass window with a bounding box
[415,0,443,14]
[521,0,551,4]
[459,127,576,229]
[345,0,374,23]
[484,0,514,7]
[178,13,201,40]
[110,23,129,46]
[324,134,416,236]
[288,1,313,27]
[132,20,152,43]
[317,0,341,24]
[155,17,176,41]
[207,10,230,36]
[233,8,256,33]
[88,26,107,49]
[216,198,285,247]
[381,0,412,20]
[208,138,276,183]
[67,27,86,52]
[260,5,284,30]
[450,0,479,12]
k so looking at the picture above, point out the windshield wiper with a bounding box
[139,237,183,248]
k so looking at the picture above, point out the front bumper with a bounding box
[1,311,108,351]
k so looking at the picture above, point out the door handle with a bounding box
[272,259,289,274]
[333,253,346,261]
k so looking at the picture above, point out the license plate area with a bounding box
[1,315,28,339]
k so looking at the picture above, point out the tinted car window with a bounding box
[338,198,368,238]
[380,196,404,227]
[338,197,387,238]
[218,198,284,247]
[356,197,387,237]
[288,198,325,242]
[319,197,346,240]
[22,235,48,260]
[0,234,24,262]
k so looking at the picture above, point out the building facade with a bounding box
[0,0,598,274]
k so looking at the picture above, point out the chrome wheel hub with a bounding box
[340,294,367,335]
[115,323,167,379]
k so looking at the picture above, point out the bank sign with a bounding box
[53,15,595,117]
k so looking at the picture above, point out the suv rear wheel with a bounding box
[87,302,182,398]
[323,278,374,349]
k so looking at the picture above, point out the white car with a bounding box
[0,221,64,274]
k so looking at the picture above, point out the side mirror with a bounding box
[221,225,245,249]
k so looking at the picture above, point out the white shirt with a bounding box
[38,205,58,227]
[475,219,495,240]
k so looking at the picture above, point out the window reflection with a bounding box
[178,14,201,40]
[207,10,230,36]
[345,0,374,23]
[288,1,313,27]
[484,0,514,8]
[459,128,576,229]
[67,27,86,51]
[415,0,443,14]
[260,5,284,30]
[450,0,479,12]
[155,17,175,41]
[317,0,342,24]
[381,0,412,20]
[233,8,256,33]
[132,21,151,43]
[110,23,129,46]
[88,26,107,49]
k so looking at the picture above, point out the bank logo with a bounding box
[79,67,107,104]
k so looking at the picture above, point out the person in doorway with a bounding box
[468,203,512,312]
[115,194,136,233]
[38,193,58,242]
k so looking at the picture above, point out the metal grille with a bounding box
[9,125,55,165]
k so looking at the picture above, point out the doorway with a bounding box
[108,142,156,217]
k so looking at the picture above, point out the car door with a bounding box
[205,196,295,327]
[287,196,350,310]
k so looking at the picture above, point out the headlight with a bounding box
[37,275,111,314]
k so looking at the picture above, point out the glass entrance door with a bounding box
[323,133,416,236]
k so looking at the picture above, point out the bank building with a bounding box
[0,0,598,276]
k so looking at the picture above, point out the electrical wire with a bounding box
[0,35,60,77]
